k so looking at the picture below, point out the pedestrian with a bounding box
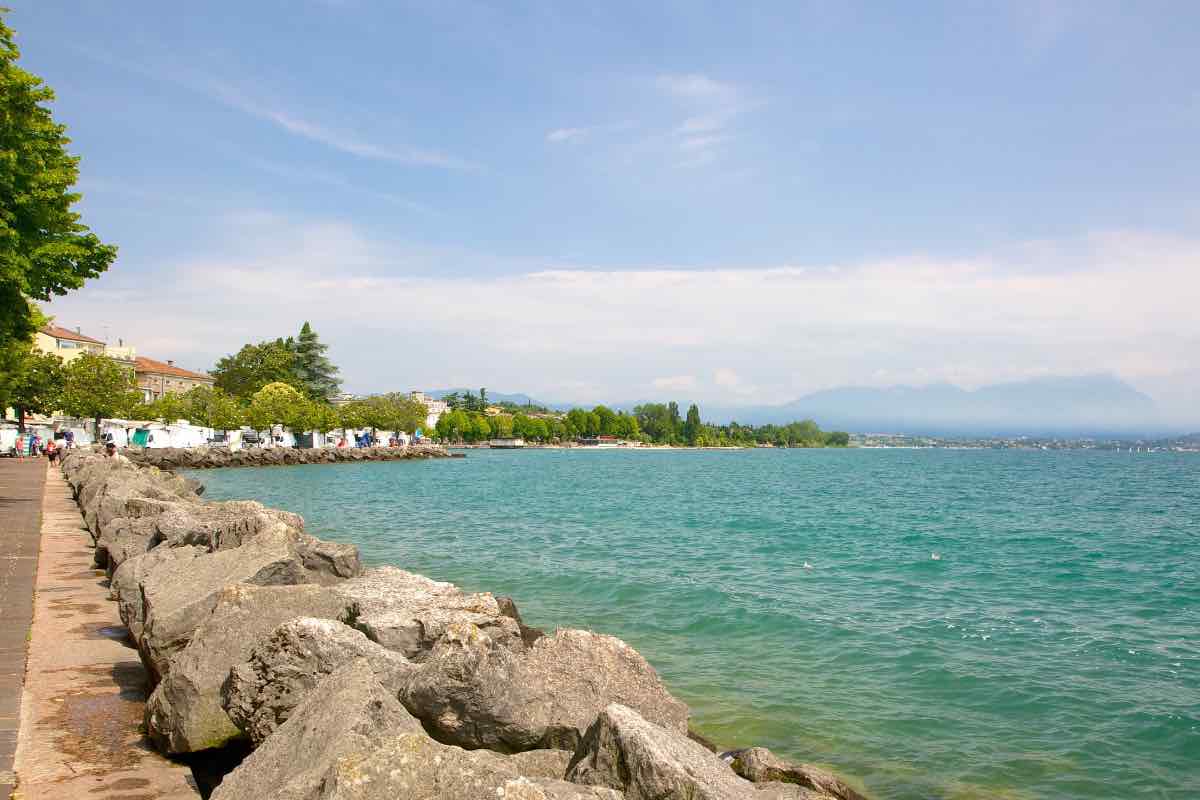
[45,439,58,464]
[15,434,25,461]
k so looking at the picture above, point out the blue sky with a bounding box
[11,2,1200,421]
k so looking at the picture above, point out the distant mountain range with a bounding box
[704,375,1160,434]
[427,375,1169,435]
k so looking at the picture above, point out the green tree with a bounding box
[0,16,118,347]
[293,321,340,400]
[212,340,298,399]
[59,352,139,437]
[593,405,617,436]
[683,403,702,445]
[2,346,64,431]
[171,386,245,433]
[136,391,187,424]
[247,381,307,433]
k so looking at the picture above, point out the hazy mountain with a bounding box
[708,375,1161,434]
[427,376,1168,435]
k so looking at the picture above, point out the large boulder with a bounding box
[725,748,866,800]
[95,515,161,575]
[303,732,623,800]
[145,585,350,754]
[297,534,363,583]
[566,704,765,800]
[138,530,314,683]
[403,624,689,753]
[332,566,524,659]
[111,544,206,642]
[82,465,200,543]
[223,617,413,746]
[210,659,423,800]
[153,500,304,550]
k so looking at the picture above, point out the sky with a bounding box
[11,2,1200,423]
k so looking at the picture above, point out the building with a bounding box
[410,391,449,431]
[35,324,136,366]
[134,357,215,403]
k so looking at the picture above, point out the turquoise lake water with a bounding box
[188,449,1199,799]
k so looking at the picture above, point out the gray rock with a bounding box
[86,467,200,543]
[111,545,206,642]
[145,585,350,754]
[210,659,423,800]
[726,748,866,800]
[498,594,547,647]
[509,748,574,779]
[297,534,363,582]
[222,617,412,746]
[403,624,689,753]
[333,566,523,659]
[566,703,761,800]
[95,515,161,575]
[154,500,305,551]
[310,731,623,800]
[138,530,313,683]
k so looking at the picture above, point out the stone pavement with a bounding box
[0,458,45,799]
[9,462,198,799]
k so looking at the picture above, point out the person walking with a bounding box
[45,438,58,464]
[15,433,25,461]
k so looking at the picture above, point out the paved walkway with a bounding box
[0,458,45,798]
[10,463,198,799]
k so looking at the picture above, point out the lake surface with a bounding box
[188,448,1199,799]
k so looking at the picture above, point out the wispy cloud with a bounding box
[653,73,756,168]
[208,82,478,170]
[70,45,478,171]
[241,156,433,214]
[546,127,588,143]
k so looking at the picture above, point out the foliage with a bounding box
[211,339,298,399]
[303,401,342,434]
[59,352,139,430]
[247,381,307,431]
[132,391,187,424]
[1,345,64,428]
[340,393,428,434]
[293,321,340,400]
[683,404,702,445]
[0,15,117,346]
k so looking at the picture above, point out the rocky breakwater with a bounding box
[124,442,457,470]
[59,448,868,800]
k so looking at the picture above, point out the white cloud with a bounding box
[70,47,478,171]
[652,73,754,167]
[208,83,478,170]
[546,127,587,143]
[45,222,1200,421]
[654,74,739,103]
[653,375,698,391]
[714,368,756,396]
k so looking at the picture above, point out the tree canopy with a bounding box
[247,381,308,431]
[0,15,116,346]
[211,339,299,399]
[212,323,341,401]
[1,345,64,430]
[294,321,340,399]
[59,352,139,434]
